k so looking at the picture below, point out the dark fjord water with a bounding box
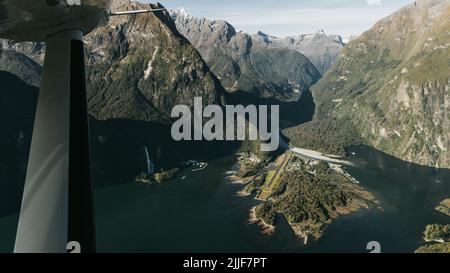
[1,146,449,253]
[308,146,450,253]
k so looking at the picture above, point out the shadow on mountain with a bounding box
[225,90,315,128]
[0,70,240,216]
[90,118,240,189]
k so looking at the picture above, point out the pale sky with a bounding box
[146,0,415,37]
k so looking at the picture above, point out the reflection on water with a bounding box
[94,156,304,253]
[0,146,449,253]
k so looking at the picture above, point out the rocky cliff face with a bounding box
[170,8,321,102]
[85,1,225,124]
[252,30,345,76]
[0,41,42,87]
[313,0,450,168]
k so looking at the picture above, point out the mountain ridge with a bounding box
[252,30,345,75]
[170,7,345,76]
[169,8,322,102]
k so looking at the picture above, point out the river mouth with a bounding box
[0,146,449,253]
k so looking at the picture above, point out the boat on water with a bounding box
[192,162,208,172]
[182,160,208,172]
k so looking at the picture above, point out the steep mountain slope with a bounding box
[0,41,42,87]
[313,0,450,168]
[3,1,225,124]
[86,0,224,123]
[170,8,320,102]
[84,1,235,185]
[252,30,345,75]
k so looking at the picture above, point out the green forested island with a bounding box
[415,243,450,253]
[242,154,378,243]
[423,224,450,242]
[415,224,450,253]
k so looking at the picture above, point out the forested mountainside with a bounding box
[311,0,450,168]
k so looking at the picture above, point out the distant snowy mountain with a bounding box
[252,30,345,75]
[170,8,345,76]
[170,8,321,101]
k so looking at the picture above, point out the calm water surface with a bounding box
[1,146,449,253]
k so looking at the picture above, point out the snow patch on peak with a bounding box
[170,7,192,20]
[176,7,189,17]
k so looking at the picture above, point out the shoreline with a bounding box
[329,163,360,184]
[424,238,445,243]
[435,198,450,217]
[248,207,276,236]
[287,198,373,245]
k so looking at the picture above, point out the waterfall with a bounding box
[144,146,154,175]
